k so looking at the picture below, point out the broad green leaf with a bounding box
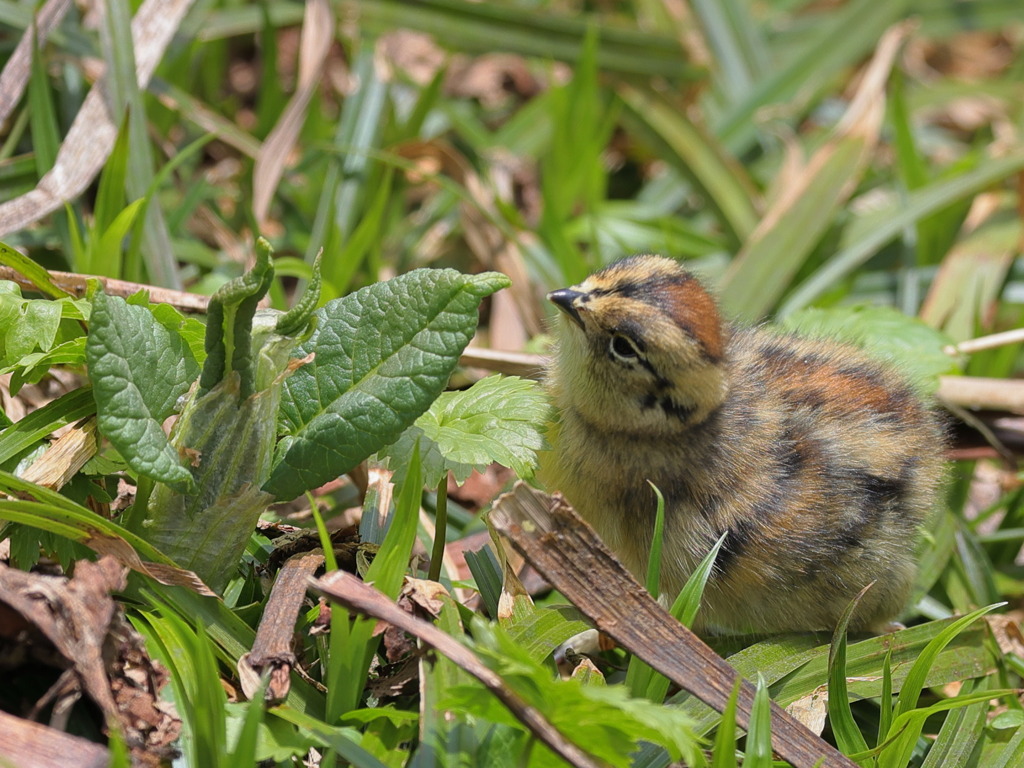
[266,269,510,500]
[778,305,958,394]
[380,375,549,488]
[86,290,199,490]
[139,371,278,591]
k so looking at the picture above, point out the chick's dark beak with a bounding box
[547,288,587,330]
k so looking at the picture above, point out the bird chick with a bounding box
[545,255,944,634]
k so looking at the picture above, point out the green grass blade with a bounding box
[878,688,1015,768]
[670,531,728,629]
[711,678,742,768]
[464,544,502,617]
[644,482,667,596]
[988,716,1024,768]
[877,646,894,748]
[230,677,268,765]
[625,482,667,697]
[826,587,871,761]
[618,83,758,247]
[638,530,727,703]
[778,153,1024,315]
[689,0,769,102]
[327,445,423,721]
[269,707,391,768]
[0,239,73,298]
[28,31,60,176]
[919,677,987,768]
[101,0,178,286]
[0,387,95,464]
[741,675,772,768]
[714,0,908,153]
[720,134,870,320]
[889,604,1001,727]
[357,0,699,80]
[93,116,131,238]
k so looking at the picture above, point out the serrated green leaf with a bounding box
[777,305,958,395]
[8,337,87,395]
[0,284,90,369]
[2,295,61,361]
[265,269,510,500]
[446,618,703,768]
[86,290,200,490]
[380,375,549,487]
[151,303,206,365]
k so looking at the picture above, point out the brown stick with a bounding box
[0,710,109,768]
[0,266,210,313]
[487,482,858,768]
[312,570,606,768]
[240,551,324,702]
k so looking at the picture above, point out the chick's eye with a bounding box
[609,334,640,361]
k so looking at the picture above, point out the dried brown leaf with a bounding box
[252,0,334,227]
[0,0,196,239]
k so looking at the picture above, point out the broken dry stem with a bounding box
[312,569,606,768]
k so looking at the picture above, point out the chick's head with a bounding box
[547,255,729,436]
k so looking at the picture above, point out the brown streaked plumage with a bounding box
[545,255,945,634]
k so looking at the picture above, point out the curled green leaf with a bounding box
[276,252,323,336]
[199,237,275,399]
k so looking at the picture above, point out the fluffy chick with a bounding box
[545,255,945,634]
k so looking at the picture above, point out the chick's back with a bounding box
[545,255,945,634]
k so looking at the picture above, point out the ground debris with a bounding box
[0,556,180,766]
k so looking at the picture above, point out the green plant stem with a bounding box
[429,474,448,582]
